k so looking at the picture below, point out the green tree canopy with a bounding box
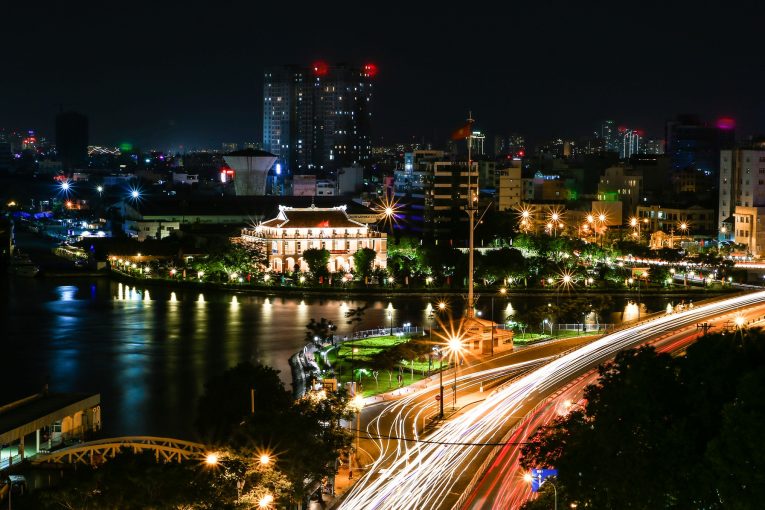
[302,248,330,277]
[352,247,377,279]
[520,330,765,510]
[195,362,353,505]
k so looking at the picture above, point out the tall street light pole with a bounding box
[350,395,365,478]
[447,336,464,410]
[438,348,444,418]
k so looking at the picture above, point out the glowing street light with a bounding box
[446,335,466,410]
[205,453,219,466]
[258,494,274,509]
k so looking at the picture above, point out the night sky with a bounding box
[3,1,764,150]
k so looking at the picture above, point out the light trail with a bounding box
[340,291,765,510]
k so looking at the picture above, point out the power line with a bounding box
[350,428,530,447]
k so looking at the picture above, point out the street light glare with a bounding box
[447,336,464,354]
[205,453,219,465]
[523,472,533,483]
[259,453,271,466]
[60,181,70,191]
[258,494,274,508]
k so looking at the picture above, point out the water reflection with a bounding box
[2,277,697,439]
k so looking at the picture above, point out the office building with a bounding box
[598,120,619,154]
[719,146,765,250]
[55,111,88,171]
[597,165,642,217]
[426,161,478,242]
[263,62,375,175]
[637,204,715,234]
[494,133,525,158]
[497,164,522,211]
[470,131,486,156]
[665,115,735,174]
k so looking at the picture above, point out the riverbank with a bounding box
[107,268,740,299]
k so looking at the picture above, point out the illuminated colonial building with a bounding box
[241,205,387,273]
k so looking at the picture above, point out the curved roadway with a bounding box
[339,291,765,510]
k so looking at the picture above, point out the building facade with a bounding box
[733,206,765,257]
[240,205,386,273]
[497,165,522,211]
[719,147,765,239]
[262,63,375,175]
[426,162,479,242]
[636,204,715,234]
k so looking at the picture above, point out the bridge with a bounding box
[31,436,208,466]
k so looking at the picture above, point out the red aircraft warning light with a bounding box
[312,61,329,76]
[363,63,378,77]
[717,117,736,130]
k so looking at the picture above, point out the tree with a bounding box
[476,247,526,284]
[305,317,337,346]
[195,362,292,444]
[520,331,765,510]
[20,450,231,509]
[369,348,401,388]
[352,248,377,280]
[195,362,353,506]
[302,248,330,277]
[705,368,765,508]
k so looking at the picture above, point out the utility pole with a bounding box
[466,112,476,319]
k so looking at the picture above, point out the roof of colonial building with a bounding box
[260,206,365,229]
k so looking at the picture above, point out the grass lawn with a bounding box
[321,333,443,397]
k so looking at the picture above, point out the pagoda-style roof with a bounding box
[260,205,366,229]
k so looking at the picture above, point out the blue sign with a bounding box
[530,468,558,492]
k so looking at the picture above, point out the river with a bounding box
[1,274,697,440]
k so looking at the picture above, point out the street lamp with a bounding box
[524,471,558,510]
[258,493,274,509]
[446,335,465,410]
[350,394,365,477]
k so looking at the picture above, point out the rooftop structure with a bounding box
[241,205,387,273]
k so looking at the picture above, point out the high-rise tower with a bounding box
[262,62,375,175]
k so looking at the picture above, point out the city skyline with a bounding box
[3,2,765,149]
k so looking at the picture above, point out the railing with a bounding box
[0,453,22,472]
[33,436,208,466]
[555,323,614,332]
[328,326,423,344]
